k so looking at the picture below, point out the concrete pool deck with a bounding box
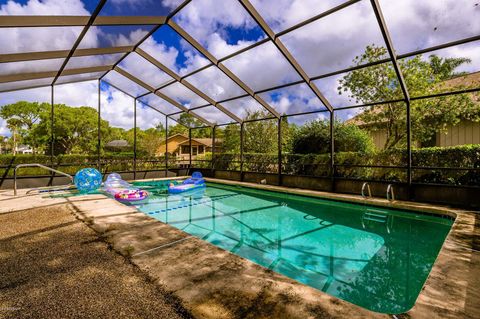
[0,178,479,318]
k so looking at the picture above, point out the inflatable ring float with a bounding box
[114,189,149,202]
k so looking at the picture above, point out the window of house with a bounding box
[198,145,204,154]
[181,145,190,154]
[192,146,198,156]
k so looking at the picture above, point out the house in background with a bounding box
[16,144,33,154]
[105,139,131,152]
[156,134,222,160]
[347,72,480,149]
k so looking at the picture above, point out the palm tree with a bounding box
[6,118,22,155]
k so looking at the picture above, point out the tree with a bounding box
[35,104,105,155]
[137,126,165,156]
[338,45,480,149]
[0,101,49,153]
[6,118,23,155]
[221,123,240,153]
[243,110,278,154]
[164,113,208,137]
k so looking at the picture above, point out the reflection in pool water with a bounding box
[130,182,452,314]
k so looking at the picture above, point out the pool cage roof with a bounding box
[1,0,479,128]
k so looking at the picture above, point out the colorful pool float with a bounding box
[168,171,206,194]
[114,189,149,202]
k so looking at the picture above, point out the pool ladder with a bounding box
[362,182,395,202]
[386,184,395,202]
[361,182,372,199]
[362,209,392,234]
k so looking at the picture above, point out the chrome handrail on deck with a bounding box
[386,184,395,202]
[14,163,74,196]
[361,182,372,198]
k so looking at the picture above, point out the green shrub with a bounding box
[291,120,375,154]
[1,144,478,185]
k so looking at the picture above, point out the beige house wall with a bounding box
[369,130,388,150]
[156,135,187,156]
[156,135,212,159]
[436,120,480,147]
[366,120,480,150]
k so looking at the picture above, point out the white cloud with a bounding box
[173,0,265,58]
[379,0,480,54]
[103,70,148,97]
[221,96,269,120]
[139,36,180,72]
[54,80,98,108]
[0,58,65,75]
[193,105,234,125]
[222,41,301,92]
[313,73,356,109]
[119,52,173,88]
[0,0,90,15]
[280,0,386,77]
[139,31,211,76]
[185,65,245,101]
[158,82,207,108]
[139,93,182,115]
[110,28,149,47]
[137,103,166,130]
[260,83,326,115]
[65,54,124,70]
[0,0,87,64]
[0,26,83,55]
[251,0,346,33]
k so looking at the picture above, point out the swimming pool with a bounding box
[129,181,453,314]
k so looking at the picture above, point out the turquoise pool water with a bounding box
[130,181,453,314]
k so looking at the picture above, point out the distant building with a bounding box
[16,144,33,154]
[105,139,130,152]
[156,134,221,160]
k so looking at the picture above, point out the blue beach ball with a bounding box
[74,168,103,192]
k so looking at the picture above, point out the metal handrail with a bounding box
[14,163,73,196]
[386,184,395,202]
[361,182,372,198]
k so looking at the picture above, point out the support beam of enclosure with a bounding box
[189,128,192,170]
[52,0,108,85]
[135,47,242,123]
[212,126,216,172]
[165,115,169,177]
[134,98,137,179]
[98,0,192,83]
[239,0,333,112]
[97,79,101,169]
[0,15,166,27]
[100,78,183,126]
[151,0,363,89]
[240,122,245,181]
[0,46,134,63]
[330,111,335,191]
[0,65,112,83]
[168,21,281,119]
[278,117,282,185]
[114,66,214,127]
[370,0,413,192]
